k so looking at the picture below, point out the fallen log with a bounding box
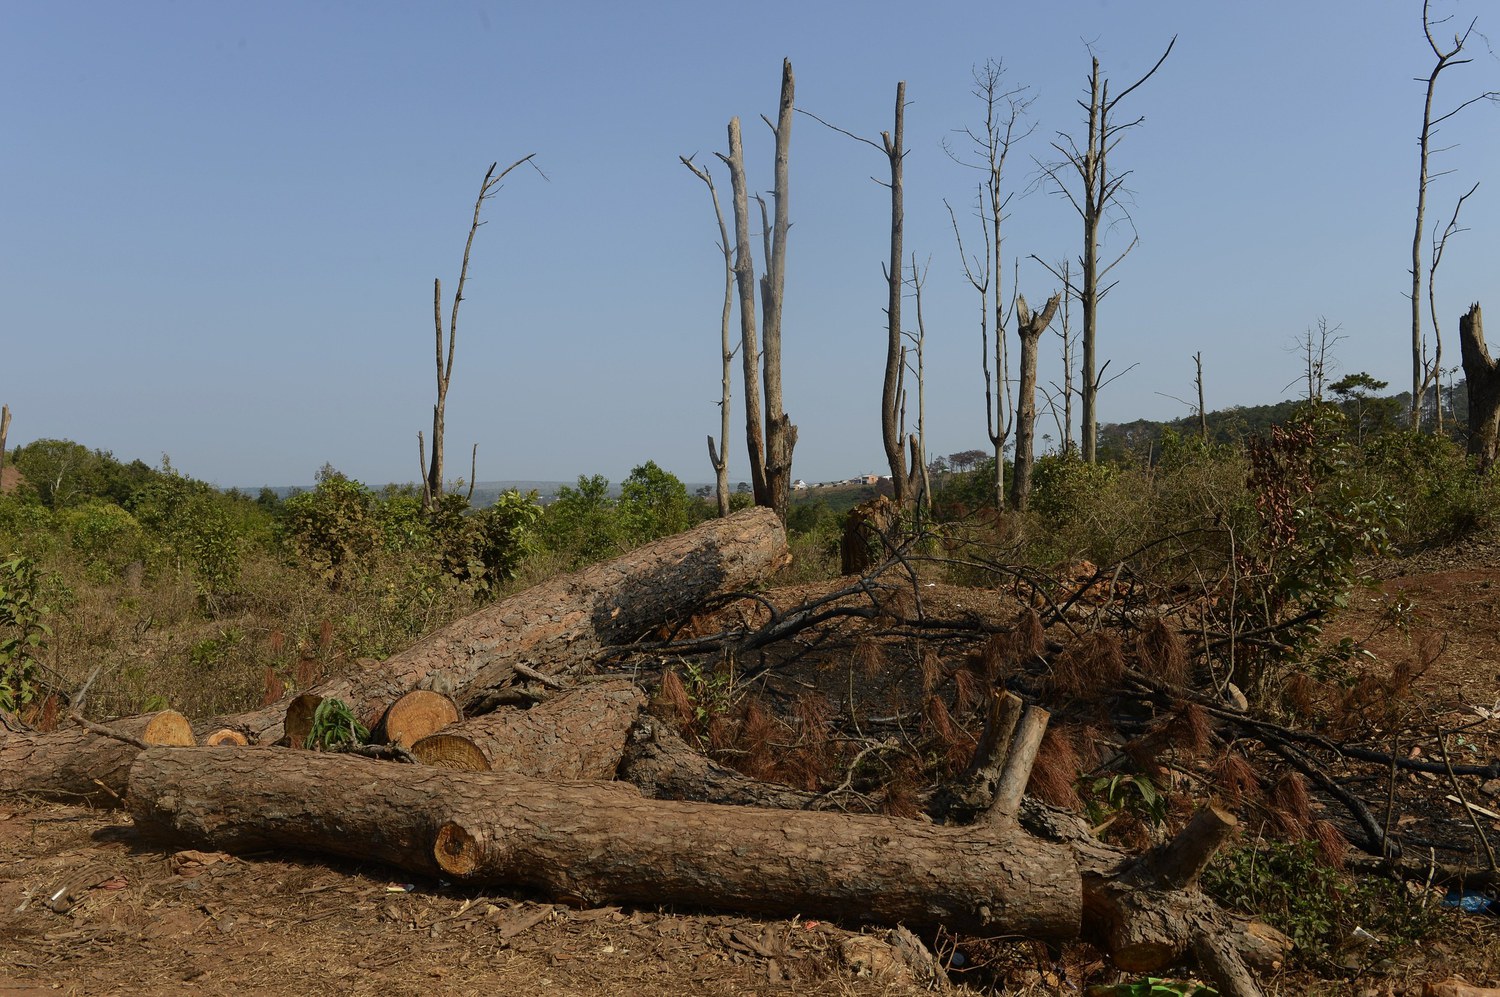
[204,507,788,744]
[127,747,1288,991]
[372,689,462,750]
[410,679,644,779]
[618,717,829,810]
[129,746,1077,940]
[1,710,194,804]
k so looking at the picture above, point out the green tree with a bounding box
[619,461,696,544]
[280,465,378,588]
[543,475,622,566]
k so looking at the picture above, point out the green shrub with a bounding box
[0,555,51,711]
[280,467,378,587]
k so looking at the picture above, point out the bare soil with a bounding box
[6,555,1500,996]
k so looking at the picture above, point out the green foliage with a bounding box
[280,466,377,588]
[1353,430,1497,547]
[58,501,147,578]
[1085,772,1168,827]
[470,489,544,585]
[619,460,700,545]
[1203,840,1437,961]
[0,555,52,711]
[1087,981,1215,997]
[1030,451,1120,527]
[12,439,106,508]
[305,697,368,751]
[542,474,623,567]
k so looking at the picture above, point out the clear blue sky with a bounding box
[4,1,1497,489]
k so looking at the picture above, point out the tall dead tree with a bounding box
[1010,292,1062,510]
[1425,181,1480,434]
[681,156,735,517]
[947,61,1033,512]
[801,82,920,507]
[1042,39,1174,463]
[424,155,537,510]
[1459,304,1500,470]
[718,60,797,523]
[0,404,9,478]
[1409,1,1497,430]
[901,254,932,509]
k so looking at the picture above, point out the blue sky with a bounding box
[4,1,1497,489]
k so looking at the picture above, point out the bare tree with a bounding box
[1285,317,1344,405]
[902,254,933,510]
[1010,291,1062,510]
[0,404,9,479]
[680,155,735,517]
[717,60,797,522]
[1195,352,1208,442]
[1039,38,1174,463]
[801,83,917,506]
[425,155,538,509]
[945,61,1033,512]
[1043,259,1078,453]
[1408,1,1498,430]
[1425,181,1480,434]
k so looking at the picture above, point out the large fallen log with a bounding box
[1,710,194,804]
[410,679,644,778]
[127,747,1287,993]
[129,746,1076,938]
[205,508,789,744]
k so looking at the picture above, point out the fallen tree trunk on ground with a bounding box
[619,717,830,810]
[1,710,194,804]
[410,679,644,778]
[204,508,789,744]
[127,746,1287,993]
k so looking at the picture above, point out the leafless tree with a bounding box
[424,155,539,509]
[800,82,918,506]
[1038,38,1174,463]
[680,155,735,517]
[1195,352,1208,442]
[1284,317,1344,405]
[717,60,797,522]
[944,61,1033,512]
[1408,1,1498,430]
[1010,292,1062,510]
[901,254,933,511]
[0,405,9,478]
[1042,259,1078,453]
[1425,181,1480,434]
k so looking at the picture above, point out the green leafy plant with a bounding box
[0,555,52,711]
[1088,980,1215,997]
[1086,771,1169,828]
[305,697,369,751]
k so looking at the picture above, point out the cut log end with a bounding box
[203,728,249,747]
[1150,804,1238,890]
[410,733,491,771]
[283,693,323,749]
[138,710,196,747]
[434,821,481,876]
[374,690,461,749]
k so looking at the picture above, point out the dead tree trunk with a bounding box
[425,156,535,508]
[411,679,644,779]
[679,156,735,518]
[1459,304,1500,469]
[0,710,194,805]
[0,404,10,477]
[716,61,797,522]
[1044,40,1173,463]
[202,508,789,745]
[881,82,908,506]
[1010,292,1062,510]
[127,746,1286,993]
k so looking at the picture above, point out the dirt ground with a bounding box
[5,555,1500,996]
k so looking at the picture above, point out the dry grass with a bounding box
[1027,727,1083,810]
[1135,617,1188,686]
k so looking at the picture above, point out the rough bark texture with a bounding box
[1,710,194,805]
[760,59,797,522]
[411,680,644,779]
[881,82,908,503]
[722,118,768,505]
[1010,292,1062,510]
[128,747,1081,943]
[204,508,788,745]
[1459,304,1500,469]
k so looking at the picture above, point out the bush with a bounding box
[0,555,51,711]
[280,468,378,588]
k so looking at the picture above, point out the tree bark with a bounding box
[1011,293,1062,510]
[760,59,797,523]
[130,746,1078,940]
[1459,303,1500,469]
[411,679,644,779]
[126,746,1287,986]
[881,83,908,505]
[202,508,789,745]
[0,710,194,805]
[619,717,829,810]
[721,118,769,507]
